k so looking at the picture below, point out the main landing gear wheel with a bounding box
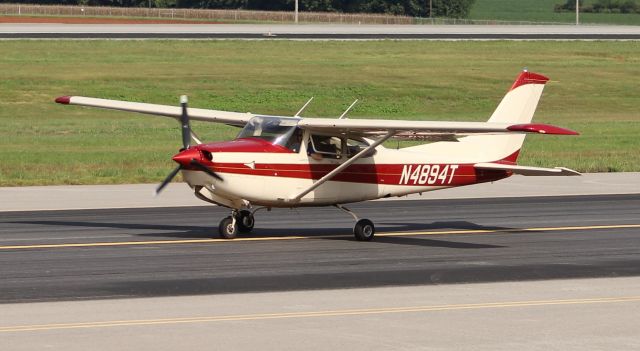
[354,219,375,241]
[218,216,237,239]
[237,210,255,233]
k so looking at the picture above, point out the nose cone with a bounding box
[172,148,202,167]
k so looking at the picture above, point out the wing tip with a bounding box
[55,96,71,104]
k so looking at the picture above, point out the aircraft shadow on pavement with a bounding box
[10,220,510,249]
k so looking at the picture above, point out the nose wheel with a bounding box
[218,209,255,239]
[218,216,237,239]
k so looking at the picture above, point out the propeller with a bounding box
[180,95,191,150]
[155,95,223,196]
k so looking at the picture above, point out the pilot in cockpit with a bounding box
[286,128,303,153]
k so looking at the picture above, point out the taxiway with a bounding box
[1,194,638,303]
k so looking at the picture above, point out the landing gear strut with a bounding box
[218,209,256,239]
[335,204,375,241]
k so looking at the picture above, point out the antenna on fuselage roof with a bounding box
[294,97,314,117]
[338,99,358,119]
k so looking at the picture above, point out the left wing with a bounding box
[56,96,579,139]
[297,118,578,140]
[55,96,255,127]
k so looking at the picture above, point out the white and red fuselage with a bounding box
[179,127,516,208]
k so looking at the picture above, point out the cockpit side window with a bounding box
[237,116,300,148]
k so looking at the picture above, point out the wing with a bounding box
[55,96,579,139]
[55,96,254,127]
[297,118,579,140]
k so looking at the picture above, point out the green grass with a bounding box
[470,0,640,25]
[0,40,638,186]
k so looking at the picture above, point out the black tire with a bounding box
[354,219,375,241]
[218,216,237,239]
[237,210,255,233]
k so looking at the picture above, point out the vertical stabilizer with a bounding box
[488,70,549,124]
[403,70,550,163]
[460,70,550,163]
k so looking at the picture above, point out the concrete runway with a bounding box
[1,194,639,303]
[2,277,639,351]
[2,24,640,39]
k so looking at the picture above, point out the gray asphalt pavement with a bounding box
[1,194,639,303]
[2,24,640,39]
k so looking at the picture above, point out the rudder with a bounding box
[460,70,550,163]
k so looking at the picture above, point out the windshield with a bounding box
[237,116,300,147]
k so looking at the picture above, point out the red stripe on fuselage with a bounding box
[205,162,509,186]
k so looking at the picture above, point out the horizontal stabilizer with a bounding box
[474,163,581,176]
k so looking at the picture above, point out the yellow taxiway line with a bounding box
[0,224,638,250]
[2,296,640,333]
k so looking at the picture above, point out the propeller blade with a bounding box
[180,95,191,150]
[190,159,224,181]
[155,165,182,195]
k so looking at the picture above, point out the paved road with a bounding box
[2,24,640,39]
[1,194,639,303]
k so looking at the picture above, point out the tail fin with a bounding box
[488,70,549,124]
[402,70,551,164]
[461,70,549,163]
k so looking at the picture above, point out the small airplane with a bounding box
[55,70,579,241]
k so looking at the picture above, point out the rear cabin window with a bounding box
[308,135,375,159]
[310,135,342,159]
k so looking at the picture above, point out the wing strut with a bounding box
[291,131,395,202]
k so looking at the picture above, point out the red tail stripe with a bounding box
[509,71,549,91]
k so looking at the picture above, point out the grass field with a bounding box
[0,40,638,186]
[470,0,640,25]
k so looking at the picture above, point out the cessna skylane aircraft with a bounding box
[56,70,579,241]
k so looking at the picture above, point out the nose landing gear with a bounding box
[218,209,256,239]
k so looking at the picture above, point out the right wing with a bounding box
[297,117,579,141]
[55,96,255,127]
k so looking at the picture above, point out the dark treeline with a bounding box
[555,0,640,13]
[2,0,476,18]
